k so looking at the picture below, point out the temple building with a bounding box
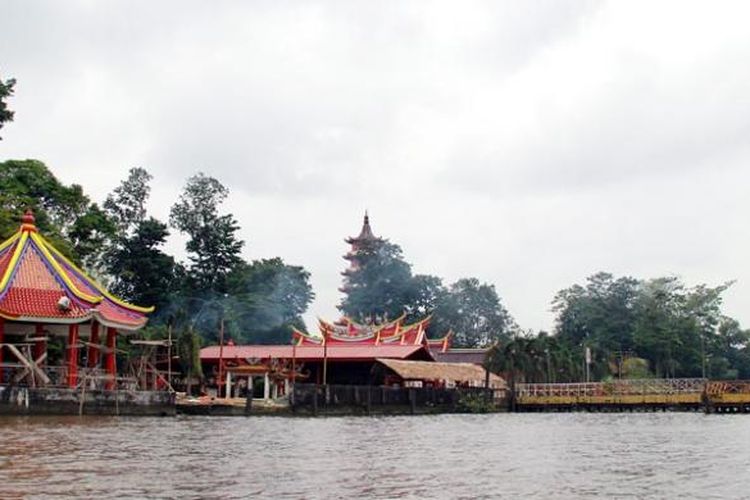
[200,314,451,399]
[199,213,492,401]
[0,210,170,414]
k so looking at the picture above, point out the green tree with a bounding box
[0,75,15,140]
[403,274,446,323]
[222,258,314,343]
[169,173,244,293]
[339,239,414,322]
[552,272,639,353]
[432,278,515,348]
[104,168,180,310]
[104,167,151,235]
[107,217,181,310]
[0,159,115,271]
[177,327,204,395]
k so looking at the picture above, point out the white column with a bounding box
[248,376,253,398]
[263,372,270,400]
[284,378,290,396]
[225,371,232,399]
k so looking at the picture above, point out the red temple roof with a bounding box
[0,210,152,331]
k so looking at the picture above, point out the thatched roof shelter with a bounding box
[375,358,506,388]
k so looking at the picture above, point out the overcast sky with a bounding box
[1,0,749,333]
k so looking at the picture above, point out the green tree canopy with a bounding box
[552,272,744,380]
[0,159,115,272]
[432,278,516,348]
[339,239,414,322]
[224,257,314,344]
[0,74,15,140]
[169,173,244,293]
[104,168,181,311]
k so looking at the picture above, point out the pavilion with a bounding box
[0,210,153,391]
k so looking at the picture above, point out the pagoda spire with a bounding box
[359,211,374,239]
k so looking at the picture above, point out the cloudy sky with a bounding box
[1,1,749,332]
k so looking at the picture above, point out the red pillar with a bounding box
[67,324,79,388]
[105,327,116,390]
[0,317,5,384]
[34,323,46,365]
[88,322,100,368]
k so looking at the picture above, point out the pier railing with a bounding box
[516,378,707,398]
[514,378,750,412]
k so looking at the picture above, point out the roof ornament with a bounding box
[21,209,38,232]
[57,295,71,311]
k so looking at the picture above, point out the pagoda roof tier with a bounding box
[0,211,152,331]
[345,212,379,245]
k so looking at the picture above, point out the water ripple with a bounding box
[1,413,749,498]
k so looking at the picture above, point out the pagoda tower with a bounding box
[339,212,382,294]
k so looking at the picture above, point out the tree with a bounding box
[0,159,115,271]
[104,168,180,310]
[224,258,314,344]
[177,327,204,395]
[0,75,15,140]
[169,173,244,293]
[552,272,639,353]
[339,239,414,322]
[403,274,446,323]
[104,167,152,235]
[432,278,516,348]
[552,272,744,380]
[107,217,181,310]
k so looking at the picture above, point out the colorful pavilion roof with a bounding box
[0,210,152,331]
[291,314,451,351]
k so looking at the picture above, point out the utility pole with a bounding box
[218,317,225,398]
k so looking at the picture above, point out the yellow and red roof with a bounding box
[0,210,152,331]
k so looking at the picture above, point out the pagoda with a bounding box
[0,210,153,391]
[339,211,382,294]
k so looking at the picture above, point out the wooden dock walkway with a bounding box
[514,379,750,413]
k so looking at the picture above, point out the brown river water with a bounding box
[0,413,749,499]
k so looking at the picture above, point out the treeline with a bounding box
[488,273,750,382]
[0,159,314,347]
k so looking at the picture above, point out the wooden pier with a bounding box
[514,378,750,413]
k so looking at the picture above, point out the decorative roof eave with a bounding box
[0,311,146,332]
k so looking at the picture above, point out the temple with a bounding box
[198,213,494,404]
[0,210,171,414]
[200,314,453,399]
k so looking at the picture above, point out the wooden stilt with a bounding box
[67,324,79,388]
[105,327,116,390]
[34,323,46,366]
[88,321,100,368]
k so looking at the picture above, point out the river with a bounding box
[1,413,748,499]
